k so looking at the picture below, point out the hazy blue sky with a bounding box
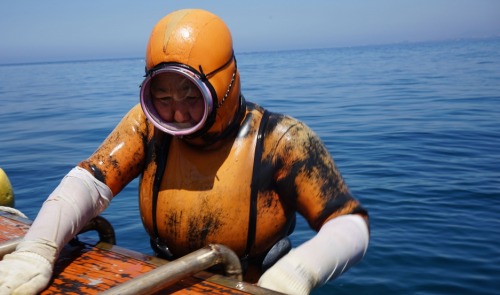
[1,0,499,64]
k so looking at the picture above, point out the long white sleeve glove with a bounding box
[258,214,369,295]
[0,166,113,295]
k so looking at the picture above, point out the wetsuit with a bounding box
[78,99,367,274]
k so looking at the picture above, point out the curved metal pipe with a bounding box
[78,215,116,245]
[1,216,115,260]
[100,244,243,295]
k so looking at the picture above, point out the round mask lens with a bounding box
[140,66,213,136]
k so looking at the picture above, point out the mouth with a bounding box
[170,122,196,129]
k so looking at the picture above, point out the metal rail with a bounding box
[78,215,116,245]
[100,244,243,295]
[0,215,115,259]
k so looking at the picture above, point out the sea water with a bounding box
[1,37,499,294]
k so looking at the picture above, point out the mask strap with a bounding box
[198,51,235,81]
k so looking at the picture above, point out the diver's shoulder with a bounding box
[245,100,301,125]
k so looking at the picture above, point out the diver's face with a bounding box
[150,73,205,127]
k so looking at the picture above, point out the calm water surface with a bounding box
[1,38,499,294]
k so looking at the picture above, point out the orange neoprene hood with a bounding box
[146,9,233,74]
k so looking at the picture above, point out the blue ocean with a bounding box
[1,37,499,294]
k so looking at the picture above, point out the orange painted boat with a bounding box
[0,212,280,294]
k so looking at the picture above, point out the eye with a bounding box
[186,96,201,105]
[155,96,173,105]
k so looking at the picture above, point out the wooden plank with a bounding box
[43,242,157,294]
[0,213,30,242]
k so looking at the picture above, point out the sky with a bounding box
[1,0,499,64]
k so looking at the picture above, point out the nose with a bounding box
[172,102,191,123]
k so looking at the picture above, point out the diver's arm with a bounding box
[0,167,112,295]
[258,214,369,295]
[23,166,112,254]
[258,119,369,294]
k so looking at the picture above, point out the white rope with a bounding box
[0,206,27,219]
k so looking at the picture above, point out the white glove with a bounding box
[0,239,57,295]
[258,214,369,295]
[0,166,112,295]
[24,166,112,248]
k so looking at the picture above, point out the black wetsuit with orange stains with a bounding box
[79,99,367,272]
